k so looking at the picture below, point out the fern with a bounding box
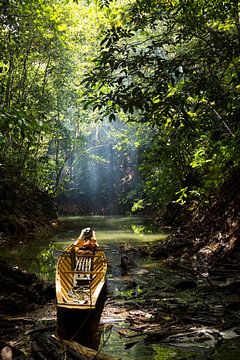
[98,0,111,8]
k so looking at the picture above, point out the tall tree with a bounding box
[83,0,240,210]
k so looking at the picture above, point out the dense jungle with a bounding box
[1,1,240,359]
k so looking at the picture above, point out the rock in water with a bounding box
[121,254,136,270]
[174,279,197,289]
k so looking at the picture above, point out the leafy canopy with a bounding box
[83,0,240,209]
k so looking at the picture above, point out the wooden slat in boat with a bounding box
[56,238,107,311]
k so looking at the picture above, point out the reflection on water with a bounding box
[59,215,169,244]
[0,216,169,282]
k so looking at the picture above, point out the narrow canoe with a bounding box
[56,238,107,311]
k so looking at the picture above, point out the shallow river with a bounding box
[2,216,240,360]
[1,215,168,281]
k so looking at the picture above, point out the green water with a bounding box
[0,215,169,282]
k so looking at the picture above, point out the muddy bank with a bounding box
[0,260,57,359]
[0,160,58,239]
[0,260,118,360]
[100,247,240,358]
[0,259,55,316]
[152,172,240,269]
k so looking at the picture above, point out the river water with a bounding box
[2,215,240,360]
[1,215,169,281]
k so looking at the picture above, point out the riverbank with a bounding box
[0,160,58,241]
[1,209,240,360]
[152,171,240,270]
[0,259,55,316]
[0,259,56,359]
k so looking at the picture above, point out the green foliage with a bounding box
[96,0,111,8]
[82,0,240,210]
[0,0,115,197]
[0,0,79,186]
[131,199,144,213]
[174,187,188,205]
[2,0,240,218]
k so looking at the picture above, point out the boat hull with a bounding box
[56,244,107,311]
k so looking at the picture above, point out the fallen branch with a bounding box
[145,328,190,343]
[25,325,56,336]
[51,334,120,360]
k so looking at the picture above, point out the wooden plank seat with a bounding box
[73,256,92,287]
[63,270,98,274]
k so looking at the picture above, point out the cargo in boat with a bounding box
[56,228,107,310]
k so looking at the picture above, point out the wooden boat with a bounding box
[56,229,107,310]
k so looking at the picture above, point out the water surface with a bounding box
[1,215,169,281]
